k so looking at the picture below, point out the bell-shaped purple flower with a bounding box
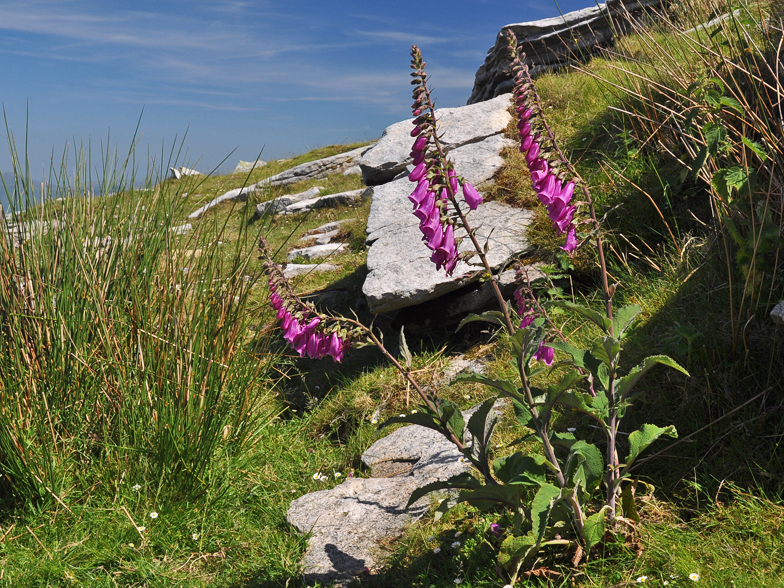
[411,149,426,166]
[561,225,578,255]
[525,141,541,166]
[409,178,431,208]
[548,200,576,235]
[410,126,423,137]
[552,180,575,207]
[462,181,482,210]
[520,134,535,154]
[533,342,555,366]
[408,162,427,182]
[419,208,442,242]
[413,134,428,151]
[536,173,558,206]
[517,121,531,138]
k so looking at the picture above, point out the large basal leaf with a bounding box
[531,483,562,545]
[567,441,603,493]
[512,399,534,428]
[457,310,509,332]
[615,355,689,401]
[555,389,609,422]
[622,423,678,472]
[405,472,480,508]
[557,301,612,333]
[549,341,589,369]
[493,452,548,486]
[453,372,519,399]
[466,398,498,456]
[612,304,641,339]
[379,411,441,433]
[498,533,539,579]
[582,506,610,552]
[458,484,524,511]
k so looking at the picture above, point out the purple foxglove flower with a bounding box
[268,281,277,293]
[270,292,282,310]
[518,108,532,121]
[441,223,456,254]
[413,190,436,222]
[409,178,430,205]
[490,523,502,537]
[525,141,541,166]
[430,247,448,271]
[411,149,426,166]
[552,180,575,207]
[520,314,535,329]
[529,157,548,173]
[332,337,348,363]
[533,342,555,366]
[520,134,534,153]
[548,201,576,234]
[462,181,482,210]
[444,252,459,275]
[530,164,550,191]
[413,134,428,151]
[408,162,427,182]
[410,126,423,137]
[536,174,558,206]
[517,121,531,138]
[426,226,444,250]
[419,209,442,242]
[448,168,459,195]
[561,225,578,255]
[276,305,287,321]
[302,317,321,334]
[439,187,449,202]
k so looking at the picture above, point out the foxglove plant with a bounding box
[262,38,690,584]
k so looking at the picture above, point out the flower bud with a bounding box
[408,162,427,182]
[462,182,482,210]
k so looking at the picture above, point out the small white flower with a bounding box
[664,582,669,586]
[458,456,469,464]
[438,498,445,504]
[454,579,462,585]
[128,543,134,548]
[132,484,141,492]
[312,472,321,480]
[567,427,577,433]
[411,409,418,414]
[504,585,513,588]
[451,541,461,549]
[433,547,441,554]
[319,475,328,482]
[636,576,648,583]
[670,575,679,579]
[495,444,501,448]
[149,512,158,519]
[399,414,405,417]
[464,395,470,399]
[371,419,378,424]
[334,472,342,478]
[137,526,146,532]
[689,573,700,582]
[427,536,435,542]
[454,531,462,537]
[192,533,200,540]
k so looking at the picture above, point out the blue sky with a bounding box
[0,0,597,178]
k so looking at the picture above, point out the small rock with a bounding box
[169,223,192,235]
[254,187,322,218]
[282,263,340,278]
[170,167,202,180]
[299,230,340,246]
[234,160,267,174]
[306,220,352,235]
[287,243,347,262]
[772,300,784,326]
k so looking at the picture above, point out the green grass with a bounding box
[2,1,784,585]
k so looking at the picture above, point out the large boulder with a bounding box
[362,132,529,315]
[467,0,665,104]
[358,94,513,185]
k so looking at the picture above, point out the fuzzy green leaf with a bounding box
[531,483,561,544]
[557,301,612,333]
[590,336,621,367]
[493,452,548,486]
[436,399,465,444]
[399,326,413,369]
[511,399,534,428]
[703,121,727,156]
[453,372,518,399]
[457,311,508,332]
[458,484,524,511]
[612,304,641,339]
[379,411,440,432]
[549,341,589,369]
[623,423,678,472]
[615,355,689,400]
[498,533,539,577]
[582,506,610,551]
[620,483,640,522]
[466,398,498,454]
[567,441,604,493]
[742,136,768,162]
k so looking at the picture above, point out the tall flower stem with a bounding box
[510,33,619,517]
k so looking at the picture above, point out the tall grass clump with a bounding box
[0,131,271,511]
[591,0,783,346]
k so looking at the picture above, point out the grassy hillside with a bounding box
[0,1,782,586]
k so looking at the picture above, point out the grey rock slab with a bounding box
[287,243,347,262]
[299,230,340,246]
[169,223,192,235]
[170,166,202,180]
[359,94,513,185]
[282,188,369,214]
[306,219,352,235]
[771,300,784,326]
[233,160,267,173]
[188,186,255,220]
[254,145,371,188]
[282,263,340,278]
[254,187,322,218]
[363,177,532,314]
[287,477,425,583]
[468,0,665,104]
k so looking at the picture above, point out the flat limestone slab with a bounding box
[363,174,532,314]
